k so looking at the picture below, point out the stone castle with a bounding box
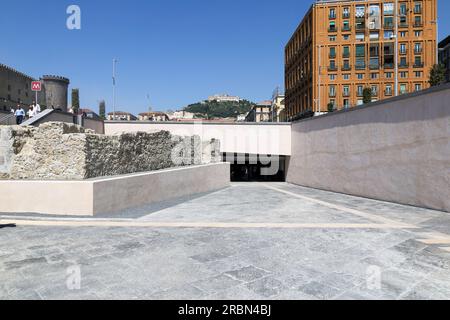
[0,63,70,112]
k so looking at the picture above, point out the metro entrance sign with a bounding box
[31,81,42,92]
[31,81,42,104]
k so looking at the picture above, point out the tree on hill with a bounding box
[184,99,255,119]
[363,88,372,104]
[429,64,446,87]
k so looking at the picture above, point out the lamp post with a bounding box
[394,0,399,96]
[317,44,324,114]
[112,58,118,120]
[431,20,439,64]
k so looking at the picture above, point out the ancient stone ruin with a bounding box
[0,122,220,180]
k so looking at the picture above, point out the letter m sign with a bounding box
[31,81,42,92]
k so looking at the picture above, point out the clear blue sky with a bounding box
[1,0,449,114]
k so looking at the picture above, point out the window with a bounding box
[357,99,364,106]
[329,74,336,80]
[371,73,379,79]
[384,30,394,39]
[329,8,336,19]
[400,84,407,94]
[343,20,350,31]
[400,43,407,54]
[400,71,408,78]
[356,45,365,57]
[400,3,407,16]
[400,57,408,67]
[400,31,407,38]
[385,84,393,96]
[384,16,394,29]
[343,74,350,80]
[371,85,378,96]
[385,72,393,79]
[329,47,336,58]
[415,83,422,91]
[356,33,365,42]
[415,71,422,78]
[415,31,422,37]
[414,43,422,54]
[370,32,379,41]
[329,85,336,97]
[329,36,336,42]
[343,35,350,41]
[357,85,364,96]
[357,74,364,80]
[343,7,350,18]
[414,16,422,27]
[343,46,350,57]
[343,99,350,109]
[329,21,336,32]
[384,3,394,15]
[414,2,422,14]
[343,85,350,96]
[414,56,423,67]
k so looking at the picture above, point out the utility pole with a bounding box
[394,0,399,96]
[317,45,323,114]
[112,58,118,120]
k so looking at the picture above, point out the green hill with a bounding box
[184,100,255,119]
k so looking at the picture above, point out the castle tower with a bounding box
[41,75,70,111]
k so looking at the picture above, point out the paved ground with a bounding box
[1,182,450,300]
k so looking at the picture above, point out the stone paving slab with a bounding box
[1,183,450,300]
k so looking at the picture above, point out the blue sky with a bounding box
[1,0,449,114]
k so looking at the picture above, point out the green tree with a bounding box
[362,88,372,104]
[327,102,335,113]
[429,64,446,87]
[184,99,255,119]
[71,89,80,114]
[98,100,106,120]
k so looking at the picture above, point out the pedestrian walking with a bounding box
[14,106,25,125]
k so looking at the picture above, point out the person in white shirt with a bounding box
[31,101,41,116]
[27,107,34,119]
[14,106,25,124]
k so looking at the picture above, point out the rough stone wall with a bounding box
[0,122,221,180]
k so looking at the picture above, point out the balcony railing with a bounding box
[414,8,422,14]
[414,48,423,54]
[328,66,338,71]
[385,90,393,96]
[399,63,409,68]
[399,23,409,28]
[356,24,366,31]
[414,22,423,28]
[413,62,424,68]
[384,63,395,69]
[400,49,408,55]
[342,65,351,71]
[355,64,366,70]
[343,52,350,58]
[343,92,350,97]
[329,53,336,58]
[369,64,380,70]
[328,27,337,33]
[329,92,336,97]
[384,23,394,30]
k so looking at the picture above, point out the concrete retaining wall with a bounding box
[0,163,230,216]
[287,84,450,212]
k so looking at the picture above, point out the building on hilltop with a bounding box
[285,0,437,121]
[138,111,170,122]
[207,94,241,103]
[439,35,450,83]
[0,63,69,112]
[106,111,137,121]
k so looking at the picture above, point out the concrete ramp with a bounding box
[20,109,54,126]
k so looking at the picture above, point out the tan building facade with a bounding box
[285,0,437,121]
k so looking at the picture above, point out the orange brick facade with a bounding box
[285,0,437,121]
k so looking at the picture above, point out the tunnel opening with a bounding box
[223,153,287,182]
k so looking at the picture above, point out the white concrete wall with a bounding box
[287,85,450,213]
[105,122,292,156]
[0,163,230,216]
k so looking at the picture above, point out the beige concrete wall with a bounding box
[0,163,230,216]
[287,85,450,212]
[105,122,292,156]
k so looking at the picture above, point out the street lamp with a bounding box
[112,58,118,120]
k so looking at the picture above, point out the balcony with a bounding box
[414,22,423,28]
[384,63,394,69]
[384,23,394,30]
[328,66,338,71]
[399,23,409,28]
[342,65,351,71]
[342,26,351,32]
[343,91,350,97]
[329,92,336,98]
[355,64,366,70]
[400,49,408,55]
[369,64,380,70]
[414,8,422,14]
[329,53,336,59]
[356,24,366,31]
[328,27,338,33]
[414,48,423,54]
[413,62,424,68]
[329,14,336,20]
[385,90,393,96]
[399,63,409,68]
[343,52,350,58]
